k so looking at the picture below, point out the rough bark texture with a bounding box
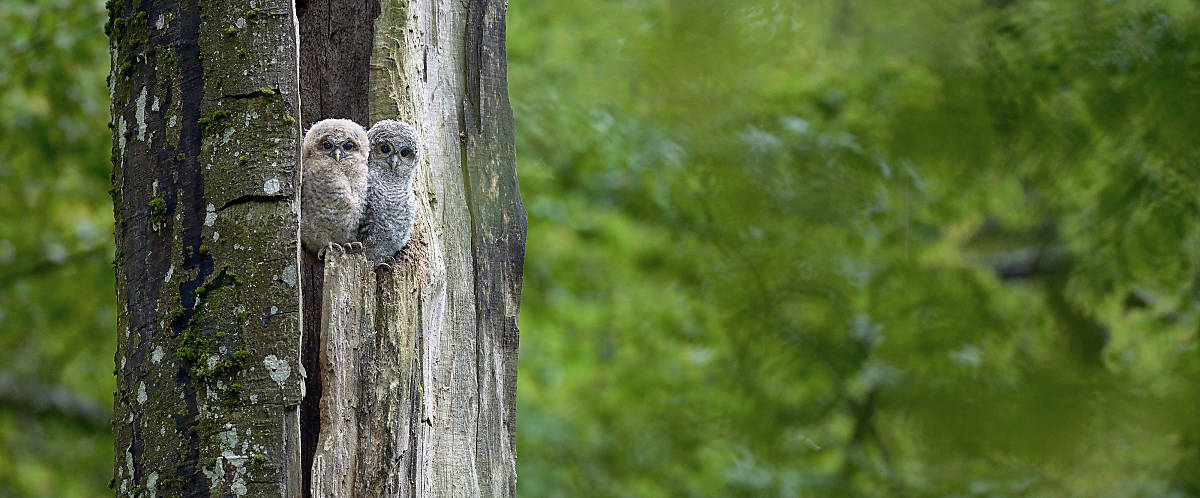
[307,0,525,495]
[109,0,305,495]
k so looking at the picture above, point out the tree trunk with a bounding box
[109,0,306,494]
[111,0,523,495]
[306,0,525,495]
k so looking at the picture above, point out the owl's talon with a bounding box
[322,243,344,259]
[317,247,327,261]
[347,242,363,253]
[376,262,392,271]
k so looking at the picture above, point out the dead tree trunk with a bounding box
[305,0,525,496]
[111,0,523,495]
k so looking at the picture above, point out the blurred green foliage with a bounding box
[511,0,1200,496]
[3,0,1200,495]
[0,0,116,495]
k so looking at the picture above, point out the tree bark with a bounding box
[109,0,306,495]
[113,0,522,495]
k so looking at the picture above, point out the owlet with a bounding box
[300,118,369,258]
[360,119,420,265]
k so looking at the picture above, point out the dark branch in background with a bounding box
[984,244,1109,365]
[0,372,111,431]
[987,246,1070,281]
[0,245,110,287]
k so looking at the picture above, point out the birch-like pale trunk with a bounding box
[112,0,523,495]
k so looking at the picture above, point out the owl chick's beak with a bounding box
[331,147,345,163]
[389,154,400,171]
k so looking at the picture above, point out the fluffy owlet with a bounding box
[360,119,420,265]
[300,118,369,258]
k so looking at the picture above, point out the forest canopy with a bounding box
[2,0,1199,496]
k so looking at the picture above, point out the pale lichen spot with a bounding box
[201,461,222,489]
[151,96,160,112]
[222,126,235,144]
[262,354,291,387]
[207,427,252,496]
[108,49,118,102]
[207,354,220,369]
[213,231,220,242]
[152,179,159,196]
[146,472,159,498]
[263,178,280,195]
[137,382,147,403]
[168,114,177,128]
[270,305,278,315]
[155,13,165,29]
[236,17,247,29]
[164,264,174,283]
[152,345,164,363]
[135,87,148,141]
[118,116,128,155]
[280,264,296,287]
[205,203,217,227]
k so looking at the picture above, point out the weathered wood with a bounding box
[355,213,431,497]
[308,0,524,494]
[109,0,305,495]
[310,250,375,496]
[358,0,526,494]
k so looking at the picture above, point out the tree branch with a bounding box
[0,372,110,431]
[0,245,110,287]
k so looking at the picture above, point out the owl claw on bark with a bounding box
[375,255,396,271]
[318,242,346,261]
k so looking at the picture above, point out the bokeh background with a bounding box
[4,0,1200,495]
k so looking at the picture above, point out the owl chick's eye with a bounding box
[342,142,355,151]
[321,141,333,150]
[400,147,414,158]
[380,144,391,154]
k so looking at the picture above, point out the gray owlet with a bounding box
[360,119,420,265]
[300,118,369,258]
